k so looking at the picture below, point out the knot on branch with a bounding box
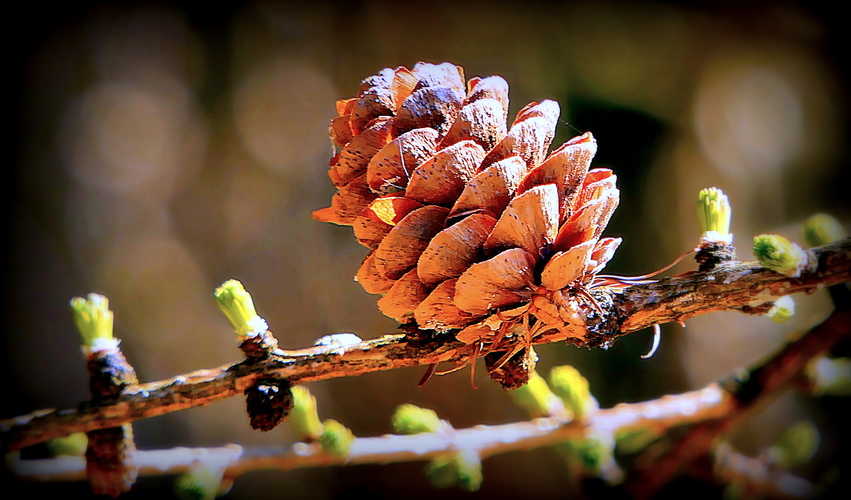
[86,349,139,400]
[696,241,737,272]
[577,287,622,349]
[239,330,280,360]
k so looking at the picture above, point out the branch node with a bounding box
[239,330,280,360]
[695,240,738,272]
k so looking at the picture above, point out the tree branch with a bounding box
[626,308,851,499]
[702,443,820,500]
[10,384,732,482]
[2,240,849,452]
[10,308,846,493]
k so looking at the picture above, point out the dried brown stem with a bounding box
[2,240,849,453]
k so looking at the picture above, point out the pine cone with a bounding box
[313,62,621,349]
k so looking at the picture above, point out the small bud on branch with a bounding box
[697,187,732,242]
[214,280,268,337]
[753,234,807,277]
[70,294,114,349]
[804,213,846,247]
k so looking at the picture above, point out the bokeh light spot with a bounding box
[234,56,334,173]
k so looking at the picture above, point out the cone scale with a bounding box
[314,62,621,348]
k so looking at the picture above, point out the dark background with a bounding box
[5,1,849,498]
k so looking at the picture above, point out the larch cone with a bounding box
[313,62,622,386]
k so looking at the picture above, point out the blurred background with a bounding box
[5,0,849,498]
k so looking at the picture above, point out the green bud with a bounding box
[766,295,795,323]
[452,449,483,492]
[804,213,846,247]
[768,421,819,468]
[391,404,441,435]
[70,293,114,347]
[807,357,851,396]
[561,430,615,475]
[174,461,226,500]
[425,450,483,492]
[574,439,604,472]
[698,187,732,239]
[509,371,559,418]
[319,419,354,458]
[424,453,456,489]
[214,280,267,336]
[753,234,806,276]
[549,365,592,421]
[425,453,457,488]
[45,432,88,457]
[615,427,661,455]
[288,386,324,442]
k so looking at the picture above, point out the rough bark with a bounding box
[2,239,848,453]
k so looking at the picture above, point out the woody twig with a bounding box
[2,239,848,453]
[8,308,846,493]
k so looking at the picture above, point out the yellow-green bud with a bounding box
[174,461,226,500]
[288,386,324,442]
[766,295,795,323]
[753,234,806,276]
[549,365,592,421]
[391,404,441,435]
[214,280,267,336]
[45,432,88,457]
[509,371,560,418]
[698,187,732,241]
[452,449,483,492]
[561,430,615,475]
[319,419,354,458]
[425,449,483,492]
[424,453,455,489]
[768,421,819,468]
[615,427,661,455]
[70,293,114,347]
[804,213,846,247]
[807,357,851,396]
[425,453,456,489]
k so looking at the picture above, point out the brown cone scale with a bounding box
[314,62,621,348]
